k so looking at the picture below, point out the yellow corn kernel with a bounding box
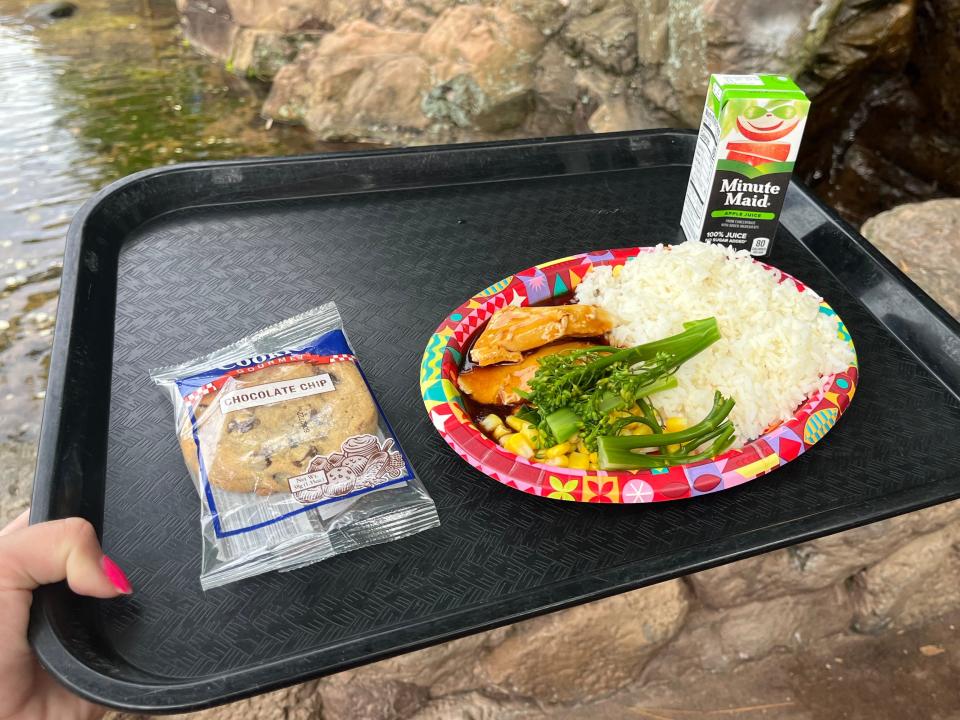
[665,416,686,433]
[589,452,599,464]
[506,415,530,432]
[492,424,512,441]
[480,414,504,433]
[576,439,588,454]
[625,422,653,436]
[502,432,535,459]
[521,426,541,448]
[568,452,589,470]
[545,442,572,458]
[612,265,623,277]
[588,461,599,470]
[547,455,569,467]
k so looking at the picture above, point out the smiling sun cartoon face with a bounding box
[736,101,801,142]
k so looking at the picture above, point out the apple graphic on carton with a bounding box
[735,101,800,142]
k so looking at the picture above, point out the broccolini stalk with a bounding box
[526,318,721,446]
[597,392,736,470]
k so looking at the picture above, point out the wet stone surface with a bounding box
[0,0,324,447]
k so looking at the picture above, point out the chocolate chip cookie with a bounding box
[179,361,378,495]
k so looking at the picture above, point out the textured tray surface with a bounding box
[105,169,956,677]
[30,134,960,711]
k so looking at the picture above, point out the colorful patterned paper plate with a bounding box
[420,248,858,504]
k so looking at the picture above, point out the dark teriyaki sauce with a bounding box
[458,294,608,436]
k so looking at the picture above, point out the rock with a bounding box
[634,0,918,126]
[481,579,690,703]
[652,1,832,124]
[264,20,429,141]
[179,1,326,79]
[587,93,677,133]
[798,2,960,225]
[25,1,77,20]
[321,678,430,720]
[914,0,960,129]
[501,0,567,32]
[406,692,538,720]
[158,679,324,720]
[226,0,350,32]
[849,522,960,633]
[420,6,545,132]
[265,7,545,142]
[635,0,669,65]
[179,0,241,66]
[861,200,960,320]
[316,582,689,712]
[304,582,688,714]
[526,43,579,136]
[689,500,960,608]
[645,586,851,676]
[0,442,36,526]
[322,630,497,701]
[562,1,638,74]
[228,28,317,79]
[802,0,915,96]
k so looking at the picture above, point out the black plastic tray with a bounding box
[30,131,960,712]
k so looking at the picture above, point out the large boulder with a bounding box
[690,500,960,608]
[419,5,546,132]
[263,21,429,141]
[562,0,638,75]
[802,0,915,96]
[649,0,827,123]
[797,1,960,225]
[849,522,960,633]
[861,199,960,320]
[645,585,851,675]
[480,578,690,703]
[225,0,354,32]
[264,6,546,143]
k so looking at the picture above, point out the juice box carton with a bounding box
[680,74,810,257]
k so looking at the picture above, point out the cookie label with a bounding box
[219,374,334,414]
[288,434,409,504]
[287,469,329,504]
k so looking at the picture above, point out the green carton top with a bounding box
[710,74,807,98]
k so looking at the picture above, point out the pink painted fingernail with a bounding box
[101,556,133,594]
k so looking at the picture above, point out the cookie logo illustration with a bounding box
[288,434,407,504]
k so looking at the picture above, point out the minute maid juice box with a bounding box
[680,74,809,257]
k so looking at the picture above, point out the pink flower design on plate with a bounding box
[621,479,654,503]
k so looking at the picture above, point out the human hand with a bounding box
[0,510,132,720]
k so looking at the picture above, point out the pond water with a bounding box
[0,0,325,443]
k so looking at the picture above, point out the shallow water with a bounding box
[0,0,323,443]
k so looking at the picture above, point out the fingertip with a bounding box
[0,508,30,536]
[100,555,133,595]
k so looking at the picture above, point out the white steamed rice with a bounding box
[574,242,855,447]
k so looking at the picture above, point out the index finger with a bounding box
[0,517,130,598]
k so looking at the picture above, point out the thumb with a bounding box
[0,517,132,597]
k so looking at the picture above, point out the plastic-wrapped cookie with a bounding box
[178,361,378,495]
[152,301,438,591]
